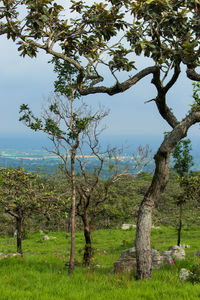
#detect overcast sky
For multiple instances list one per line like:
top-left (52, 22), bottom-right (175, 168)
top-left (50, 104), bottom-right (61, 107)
top-left (0, 32), bottom-right (199, 149)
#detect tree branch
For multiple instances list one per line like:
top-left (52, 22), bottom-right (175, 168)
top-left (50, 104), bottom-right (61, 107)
top-left (78, 66), bottom-right (159, 96)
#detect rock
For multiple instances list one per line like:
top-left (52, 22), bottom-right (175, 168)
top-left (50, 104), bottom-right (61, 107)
top-left (194, 250), bottom-right (200, 257)
top-left (179, 268), bottom-right (191, 282)
top-left (151, 225), bottom-right (160, 229)
top-left (0, 252), bottom-right (21, 259)
top-left (121, 224), bottom-right (160, 230)
top-left (180, 244), bottom-right (190, 249)
top-left (43, 235), bottom-right (56, 240)
top-left (121, 224), bottom-right (136, 230)
top-left (168, 245), bottom-right (185, 260)
top-left (113, 245), bottom-right (185, 273)
top-left (114, 247), bottom-right (137, 273)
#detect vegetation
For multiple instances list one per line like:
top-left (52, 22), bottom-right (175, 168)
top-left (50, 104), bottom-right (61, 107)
top-left (1, 0), bottom-right (200, 279)
top-left (172, 138), bottom-right (194, 246)
top-left (1, 227), bottom-right (200, 300)
top-left (0, 168), bottom-right (44, 255)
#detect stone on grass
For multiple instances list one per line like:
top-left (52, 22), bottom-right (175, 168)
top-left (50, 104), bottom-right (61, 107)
top-left (194, 250), bottom-right (200, 257)
top-left (0, 252), bottom-right (21, 260)
top-left (121, 224), bottom-right (160, 230)
top-left (43, 235), bottom-right (56, 240)
top-left (180, 244), bottom-right (190, 249)
top-left (168, 245), bottom-right (185, 260)
top-left (121, 224), bottom-right (136, 230)
top-left (113, 245), bottom-right (185, 273)
top-left (179, 268), bottom-right (191, 282)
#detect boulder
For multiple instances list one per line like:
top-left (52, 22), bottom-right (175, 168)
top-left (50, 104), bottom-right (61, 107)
top-left (121, 224), bottom-right (160, 230)
top-left (113, 245), bottom-right (185, 273)
top-left (179, 268), bottom-right (191, 282)
top-left (168, 245), bottom-right (185, 260)
top-left (194, 250), bottom-right (200, 257)
top-left (180, 244), bottom-right (190, 249)
top-left (0, 252), bottom-right (21, 259)
top-left (43, 235), bottom-right (56, 240)
top-left (114, 248), bottom-right (136, 273)
top-left (121, 224), bottom-right (136, 230)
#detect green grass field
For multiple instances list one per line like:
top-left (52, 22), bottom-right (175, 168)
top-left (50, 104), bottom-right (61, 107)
top-left (0, 226), bottom-right (200, 300)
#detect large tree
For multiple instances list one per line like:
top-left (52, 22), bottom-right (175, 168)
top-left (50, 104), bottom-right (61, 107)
top-left (1, 0), bottom-right (200, 279)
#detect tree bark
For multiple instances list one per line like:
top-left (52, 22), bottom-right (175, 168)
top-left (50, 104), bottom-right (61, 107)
top-left (135, 112), bottom-right (200, 280)
top-left (16, 217), bottom-right (23, 255)
top-left (82, 214), bottom-right (92, 266)
top-left (69, 151), bottom-right (76, 275)
top-left (136, 149), bottom-right (171, 279)
top-left (177, 203), bottom-right (183, 246)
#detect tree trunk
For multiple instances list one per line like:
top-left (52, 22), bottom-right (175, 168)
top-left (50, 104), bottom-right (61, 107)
top-left (177, 203), bottom-right (183, 246)
top-left (135, 113), bottom-right (200, 280)
top-left (82, 215), bottom-right (92, 266)
top-left (66, 212), bottom-right (71, 233)
top-left (69, 151), bottom-right (76, 275)
top-left (136, 149), bottom-right (171, 279)
top-left (16, 217), bottom-right (23, 255)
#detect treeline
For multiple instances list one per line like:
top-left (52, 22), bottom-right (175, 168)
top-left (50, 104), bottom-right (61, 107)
top-left (1, 169), bottom-right (200, 237)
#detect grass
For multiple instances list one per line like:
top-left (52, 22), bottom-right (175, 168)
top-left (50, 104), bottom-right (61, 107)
top-left (0, 226), bottom-right (200, 299)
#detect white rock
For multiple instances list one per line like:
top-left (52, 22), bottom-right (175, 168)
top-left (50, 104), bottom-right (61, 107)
top-left (43, 235), bottom-right (56, 240)
top-left (121, 224), bottom-right (136, 230)
top-left (179, 268), bottom-right (191, 282)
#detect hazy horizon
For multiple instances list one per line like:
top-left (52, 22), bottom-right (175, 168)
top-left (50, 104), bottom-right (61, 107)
top-left (0, 133), bottom-right (199, 155)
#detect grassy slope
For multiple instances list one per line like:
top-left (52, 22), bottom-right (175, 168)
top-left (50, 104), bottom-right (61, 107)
top-left (0, 227), bottom-right (200, 300)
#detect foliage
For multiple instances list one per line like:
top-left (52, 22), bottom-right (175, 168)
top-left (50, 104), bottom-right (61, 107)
top-left (172, 138), bottom-right (194, 178)
top-left (188, 262), bottom-right (200, 284)
top-left (0, 167), bottom-right (41, 219)
top-left (190, 82), bottom-right (200, 112)
top-left (1, 0), bottom-right (200, 89)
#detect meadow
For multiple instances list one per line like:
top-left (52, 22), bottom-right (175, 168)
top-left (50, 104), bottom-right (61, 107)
top-left (0, 226), bottom-right (200, 300)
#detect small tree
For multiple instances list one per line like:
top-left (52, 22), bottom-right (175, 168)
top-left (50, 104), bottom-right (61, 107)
top-left (19, 92), bottom-right (109, 273)
top-left (0, 168), bottom-right (42, 255)
top-left (75, 145), bottom-right (151, 265)
top-left (172, 138), bottom-right (194, 246)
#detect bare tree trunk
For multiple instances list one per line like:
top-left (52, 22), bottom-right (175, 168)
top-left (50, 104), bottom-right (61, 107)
top-left (69, 151), bottom-right (76, 275)
top-left (16, 217), bottom-right (23, 255)
top-left (135, 113), bottom-right (200, 279)
top-left (177, 203), bottom-right (183, 246)
top-left (82, 214), bottom-right (92, 265)
top-left (136, 150), bottom-right (170, 279)
top-left (66, 212), bottom-right (71, 233)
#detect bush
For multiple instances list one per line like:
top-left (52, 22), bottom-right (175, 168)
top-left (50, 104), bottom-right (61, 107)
top-left (188, 263), bottom-right (200, 284)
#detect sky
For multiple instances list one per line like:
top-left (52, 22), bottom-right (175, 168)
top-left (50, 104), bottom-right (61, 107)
top-left (0, 25), bottom-right (200, 151)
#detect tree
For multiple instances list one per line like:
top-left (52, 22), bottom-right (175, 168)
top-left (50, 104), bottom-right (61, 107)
top-left (48, 55), bottom-right (152, 266)
top-left (20, 94), bottom-right (151, 266)
top-left (0, 168), bottom-right (43, 255)
top-left (172, 138), bottom-right (194, 246)
top-left (1, 0), bottom-right (200, 279)
top-left (19, 92), bottom-right (109, 273)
